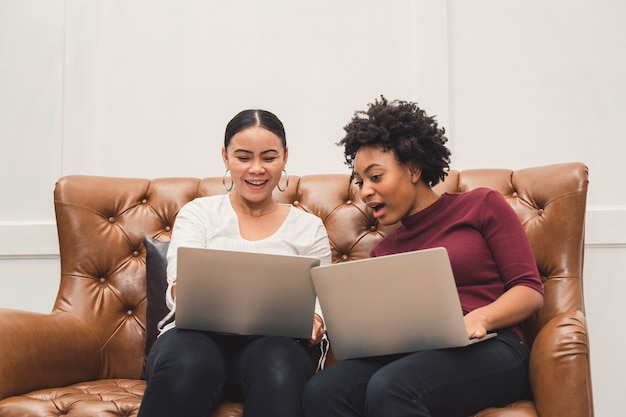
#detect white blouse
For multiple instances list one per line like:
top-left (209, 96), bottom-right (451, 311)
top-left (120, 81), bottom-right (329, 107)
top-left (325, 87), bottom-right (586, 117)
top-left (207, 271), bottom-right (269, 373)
top-left (159, 193), bottom-right (332, 334)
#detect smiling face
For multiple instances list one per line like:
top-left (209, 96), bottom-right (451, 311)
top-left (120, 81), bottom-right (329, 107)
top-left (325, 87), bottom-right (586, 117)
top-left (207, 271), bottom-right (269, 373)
top-left (222, 126), bottom-right (288, 207)
top-left (352, 146), bottom-right (422, 226)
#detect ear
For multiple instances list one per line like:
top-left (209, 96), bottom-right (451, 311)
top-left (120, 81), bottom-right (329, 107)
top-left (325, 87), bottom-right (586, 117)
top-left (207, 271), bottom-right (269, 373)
top-left (283, 146), bottom-right (289, 166)
top-left (221, 147), bottom-right (229, 169)
top-left (409, 165), bottom-right (422, 184)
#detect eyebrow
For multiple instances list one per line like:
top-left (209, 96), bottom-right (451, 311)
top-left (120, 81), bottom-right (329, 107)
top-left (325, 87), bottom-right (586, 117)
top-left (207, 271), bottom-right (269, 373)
top-left (232, 148), bottom-right (281, 155)
top-left (354, 163), bottom-right (383, 177)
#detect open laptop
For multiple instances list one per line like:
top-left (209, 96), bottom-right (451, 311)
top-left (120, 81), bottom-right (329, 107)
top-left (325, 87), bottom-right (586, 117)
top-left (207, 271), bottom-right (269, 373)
top-left (175, 247), bottom-right (320, 339)
top-left (311, 247), bottom-right (496, 359)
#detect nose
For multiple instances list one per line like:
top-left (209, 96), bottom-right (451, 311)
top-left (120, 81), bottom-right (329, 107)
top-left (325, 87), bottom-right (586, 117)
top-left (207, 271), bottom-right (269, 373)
top-left (249, 158), bottom-right (265, 173)
top-left (359, 181), bottom-right (373, 202)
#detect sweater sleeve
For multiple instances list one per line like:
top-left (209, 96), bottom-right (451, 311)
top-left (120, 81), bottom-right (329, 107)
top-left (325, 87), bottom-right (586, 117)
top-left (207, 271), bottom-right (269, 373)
top-left (480, 190), bottom-right (543, 295)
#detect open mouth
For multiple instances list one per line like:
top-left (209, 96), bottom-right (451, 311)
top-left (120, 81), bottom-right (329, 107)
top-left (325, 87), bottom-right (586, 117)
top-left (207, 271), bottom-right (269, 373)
top-left (369, 203), bottom-right (385, 215)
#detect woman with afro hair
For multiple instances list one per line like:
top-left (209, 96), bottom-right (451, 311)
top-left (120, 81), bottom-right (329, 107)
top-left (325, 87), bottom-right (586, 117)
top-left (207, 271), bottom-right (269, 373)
top-left (303, 97), bottom-right (544, 417)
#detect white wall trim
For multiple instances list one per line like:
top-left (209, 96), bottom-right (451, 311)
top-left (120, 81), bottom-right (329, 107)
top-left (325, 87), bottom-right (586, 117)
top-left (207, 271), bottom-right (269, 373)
top-left (0, 221), bottom-right (59, 260)
top-left (0, 206), bottom-right (623, 259)
top-left (585, 206), bottom-right (626, 248)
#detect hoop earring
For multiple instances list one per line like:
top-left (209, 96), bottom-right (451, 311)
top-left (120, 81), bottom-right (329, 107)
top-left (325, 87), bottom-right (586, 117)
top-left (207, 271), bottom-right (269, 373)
top-left (222, 169), bottom-right (233, 192)
top-left (277, 169), bottom-right (289, 192)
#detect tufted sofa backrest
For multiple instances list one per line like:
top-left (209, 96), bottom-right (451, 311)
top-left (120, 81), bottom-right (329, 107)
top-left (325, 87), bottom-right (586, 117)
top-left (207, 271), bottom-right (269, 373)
top-left (432, 163), bottom-right (588, 343)
top-left (52, 162), bottom-right (588, 380)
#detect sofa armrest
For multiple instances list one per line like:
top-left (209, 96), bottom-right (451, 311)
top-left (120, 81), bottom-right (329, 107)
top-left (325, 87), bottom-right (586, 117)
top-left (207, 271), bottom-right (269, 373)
top-left (529, 310), bottom-right (594, 417)
top-left (0, 309), bottom-right (101, 400)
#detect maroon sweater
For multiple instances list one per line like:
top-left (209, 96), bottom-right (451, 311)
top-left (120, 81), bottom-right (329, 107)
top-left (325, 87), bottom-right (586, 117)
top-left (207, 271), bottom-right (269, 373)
top-left (371, 188), bottom-right (543, 340)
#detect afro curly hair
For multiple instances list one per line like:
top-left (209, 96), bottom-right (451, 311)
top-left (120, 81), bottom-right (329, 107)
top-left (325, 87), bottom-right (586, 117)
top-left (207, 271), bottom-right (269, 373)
top-left (338, 96), bottom-right (451, 187)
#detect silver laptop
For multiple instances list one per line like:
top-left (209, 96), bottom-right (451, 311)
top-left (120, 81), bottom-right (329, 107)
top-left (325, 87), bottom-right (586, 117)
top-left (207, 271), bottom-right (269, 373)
top-left (311, 247), bottom-right (496, 359)
top-left (176, 247), bottom-right (321, 339)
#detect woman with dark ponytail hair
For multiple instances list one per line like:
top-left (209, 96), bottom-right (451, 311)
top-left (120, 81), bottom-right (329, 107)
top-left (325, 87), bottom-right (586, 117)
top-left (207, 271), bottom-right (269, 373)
top-left (139, 109), bottom-right (331, 417)
top-left (224, 109), bottom-right (287, 150)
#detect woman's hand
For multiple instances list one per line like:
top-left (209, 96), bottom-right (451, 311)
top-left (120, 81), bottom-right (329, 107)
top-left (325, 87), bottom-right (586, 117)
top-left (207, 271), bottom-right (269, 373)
top-left (464, 311), bottom-right (489, 339)
top-left (463, 285), bottom-right (543, 339)
top-left (309, 314), bottom-right (325, 346)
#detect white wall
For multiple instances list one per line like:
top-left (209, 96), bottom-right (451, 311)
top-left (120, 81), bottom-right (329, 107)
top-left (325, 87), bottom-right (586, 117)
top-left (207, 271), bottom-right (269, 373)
top-left (1, 1), bottom-right (624, 415)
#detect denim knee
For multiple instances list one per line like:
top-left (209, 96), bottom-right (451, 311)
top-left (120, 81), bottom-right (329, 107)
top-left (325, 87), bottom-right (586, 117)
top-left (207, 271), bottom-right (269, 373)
top-left (365, 368), bottom-right (397, 406)
top-left (147, 329), bottom-right (227, 388)
top-left (238, 336), bottom-right (313, 380)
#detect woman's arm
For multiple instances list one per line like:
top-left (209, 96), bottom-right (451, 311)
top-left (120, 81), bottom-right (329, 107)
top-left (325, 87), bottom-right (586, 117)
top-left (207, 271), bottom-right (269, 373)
top-left (464, 285), bottom-right (544, 338)
top-left (165, 199), bottom-right (210, 308)
top-left (464, 190), bottom-right (544, 338)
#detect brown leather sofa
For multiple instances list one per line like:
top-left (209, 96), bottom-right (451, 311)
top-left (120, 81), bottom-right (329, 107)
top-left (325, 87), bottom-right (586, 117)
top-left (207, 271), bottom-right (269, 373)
top-left (0, 162), bottom-right (593, 417)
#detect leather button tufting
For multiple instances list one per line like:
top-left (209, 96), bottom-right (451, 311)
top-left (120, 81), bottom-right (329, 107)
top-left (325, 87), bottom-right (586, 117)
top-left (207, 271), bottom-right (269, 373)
top-left (346, 200), bottom-right (352, 205)
top-left (132, 251), bottom-right (139, 257)
top-left (99, 277), bottom-right (106, 284)
top-left (370, 225), bottom-right (377, 232)
top-left (165, 226), bottom-right (171, 232)
top-left (108, 217), bottom-right (115, 223)
top-left (293, 200), bottom-right (300, 206)
top-left (126, 310), bottom-right (133, 316)
top-left (341, 254), bottom-right (348, 261)
top-left (141, 198), bottom-right (148, 204)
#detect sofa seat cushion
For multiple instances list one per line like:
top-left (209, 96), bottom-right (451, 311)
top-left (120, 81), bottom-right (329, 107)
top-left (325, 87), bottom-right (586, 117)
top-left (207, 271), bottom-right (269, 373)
top-left (0, 378), bottom-right (246, 417)
top-left (0, 379), bottom-right (145, 417)
top-left (0, 376), bottom-right (535, 417)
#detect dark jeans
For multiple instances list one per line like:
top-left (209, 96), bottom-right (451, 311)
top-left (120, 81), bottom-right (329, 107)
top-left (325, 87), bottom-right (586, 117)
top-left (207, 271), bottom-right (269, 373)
top-left (303, 330), bottom-right (531, 417)
top-left (138, 328), bottom-right (315, 417)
